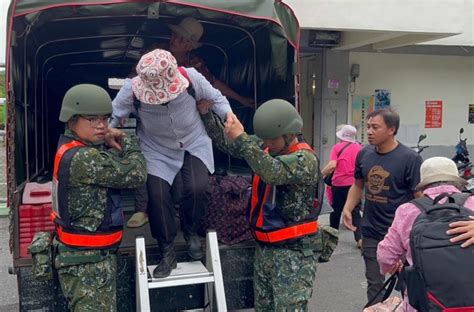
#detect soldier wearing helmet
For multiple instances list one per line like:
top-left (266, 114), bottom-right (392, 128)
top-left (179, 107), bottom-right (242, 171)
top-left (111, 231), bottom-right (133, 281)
top-left (198, 99), bottom-right (327, 311)
top-left (52, 84), bottom-right (147, 311)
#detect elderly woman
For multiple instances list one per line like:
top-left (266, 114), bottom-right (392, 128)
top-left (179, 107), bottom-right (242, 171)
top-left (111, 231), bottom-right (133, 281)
top-left (377, 157), bottom-right (474, 311)
top-left (110, 49), bottom-right (232, 278)
top-left (321, 124), bottom-right (363, 248)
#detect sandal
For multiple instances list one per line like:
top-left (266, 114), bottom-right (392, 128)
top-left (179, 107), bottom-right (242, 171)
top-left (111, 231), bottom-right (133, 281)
top-left (126, 212), bottom-right (149, 228)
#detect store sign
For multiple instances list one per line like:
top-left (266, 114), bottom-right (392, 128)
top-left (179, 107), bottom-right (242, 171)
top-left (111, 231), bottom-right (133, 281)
top-left (425, 100), bottom-right (443, 128)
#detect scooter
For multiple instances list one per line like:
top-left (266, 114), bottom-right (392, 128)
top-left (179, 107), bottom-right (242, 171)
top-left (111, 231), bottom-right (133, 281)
top-left (412, 134), bottom-right (429, 154)
top-left (452, 128), bottom-right (472, 179)
top-left (451, 128), bottom-right (473, 193)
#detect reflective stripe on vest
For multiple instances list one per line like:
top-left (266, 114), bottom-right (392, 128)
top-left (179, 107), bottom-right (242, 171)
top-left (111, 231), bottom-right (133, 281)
top-left (249, 142), bottom-right (318, 244)
top-left (254, 221), bottom-right (319, 243)
top-left (50, 211), bottom-right (123, 248)
top-left (52, 138), bottom-right (123, 249)
top-left (53, 140), bottom-right (84, 179)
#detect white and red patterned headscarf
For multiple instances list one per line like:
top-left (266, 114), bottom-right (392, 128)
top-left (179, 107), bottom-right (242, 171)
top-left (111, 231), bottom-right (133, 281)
top-left (132, 49), bottom-right (189, 105)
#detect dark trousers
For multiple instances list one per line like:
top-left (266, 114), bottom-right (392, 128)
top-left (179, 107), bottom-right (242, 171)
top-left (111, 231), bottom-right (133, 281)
top-left (329, 185), bottom-right (362, 241)
top-left (146, 153), bottom-right (209, 246)
top-left (362, 236), bottom-right (385, 304)
top-left (134, 173), bottom-right (182, 213)
top-left (135, 183), bottom-right (148, 213)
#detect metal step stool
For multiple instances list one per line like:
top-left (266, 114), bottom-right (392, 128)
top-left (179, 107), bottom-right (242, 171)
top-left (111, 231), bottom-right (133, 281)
top-left (135, 231), bottom-right (227, 311)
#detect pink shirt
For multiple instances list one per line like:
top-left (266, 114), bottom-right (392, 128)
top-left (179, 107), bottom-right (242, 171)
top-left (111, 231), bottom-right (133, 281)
top-left (330, 141), bottom-right (362, 187)
top-left (377, 185), bottom-right (474, 312)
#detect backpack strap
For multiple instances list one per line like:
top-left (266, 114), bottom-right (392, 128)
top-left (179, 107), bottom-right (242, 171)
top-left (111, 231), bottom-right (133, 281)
top-left (411, 195), bottom-right (437, 215)
top-left (412, 192), bottom-right (471, 215)
top-left (178, 67), bottom-right (196, 99)
top-left (450, 192), bottom-right (472, 206)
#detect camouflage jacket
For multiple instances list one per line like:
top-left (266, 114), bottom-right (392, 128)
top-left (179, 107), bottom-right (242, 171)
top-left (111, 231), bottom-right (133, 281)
top-left (201, 112), bottom-right (319, 223)
top-left (54, 130), bottom-right (147, 267)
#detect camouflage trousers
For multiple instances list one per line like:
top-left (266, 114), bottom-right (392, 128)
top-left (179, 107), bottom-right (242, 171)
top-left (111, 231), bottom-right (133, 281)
top-left (254, 241), bottom-right (318, 312)
top-left (57, 254), bottom-right (117, 312)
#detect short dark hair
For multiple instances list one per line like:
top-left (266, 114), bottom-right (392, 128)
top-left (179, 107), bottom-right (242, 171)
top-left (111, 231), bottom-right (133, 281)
top-left (367, 108), bottom-right (400, 135)
top-left (67, 115), bottom-right (80, 129)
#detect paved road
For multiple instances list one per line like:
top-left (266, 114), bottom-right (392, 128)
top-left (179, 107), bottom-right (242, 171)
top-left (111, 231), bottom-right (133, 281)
top-left (310, 217), bottom-right (367, 312)
top-left (0, 218), bottom-right (19, 312)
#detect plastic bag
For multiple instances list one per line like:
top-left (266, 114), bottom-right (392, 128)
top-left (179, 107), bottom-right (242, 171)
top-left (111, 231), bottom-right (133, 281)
top-left (363, 296), bottom-right (403, 312)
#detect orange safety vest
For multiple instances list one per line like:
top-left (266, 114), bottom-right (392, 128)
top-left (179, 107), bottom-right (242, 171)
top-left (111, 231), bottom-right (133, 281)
top-left (51, 135), bottom-right (123, 249)
top-left (248, 142), bottom-right (319, 244)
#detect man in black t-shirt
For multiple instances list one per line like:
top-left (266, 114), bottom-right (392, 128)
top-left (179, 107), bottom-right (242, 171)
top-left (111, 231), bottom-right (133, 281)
top-left (342, 108), bottom-right (422, 304)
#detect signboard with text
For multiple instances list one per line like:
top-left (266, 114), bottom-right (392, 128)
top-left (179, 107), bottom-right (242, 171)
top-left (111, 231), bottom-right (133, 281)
top-left (425, 100), bottom-right (443, 128)
top-left (469, 104), bottom-right (474, 124)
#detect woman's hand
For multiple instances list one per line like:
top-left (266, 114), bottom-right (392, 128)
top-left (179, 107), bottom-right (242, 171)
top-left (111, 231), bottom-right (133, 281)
top-left (388, 259), bottom-right (404, 275)
top-left (224, 112), bottom-right (245, 141)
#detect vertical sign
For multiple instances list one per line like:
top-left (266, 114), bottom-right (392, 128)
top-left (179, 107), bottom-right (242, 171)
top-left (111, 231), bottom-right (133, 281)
top-left (425, 100), bottom-right (443, 128)
top-left (352, 95), bottom-right (373, 143)
top-left (469, 104), bottom-right (474, 124)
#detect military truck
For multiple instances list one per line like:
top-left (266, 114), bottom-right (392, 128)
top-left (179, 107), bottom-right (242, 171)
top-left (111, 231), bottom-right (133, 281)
top-left (5, 0), bottom-right (303, 310)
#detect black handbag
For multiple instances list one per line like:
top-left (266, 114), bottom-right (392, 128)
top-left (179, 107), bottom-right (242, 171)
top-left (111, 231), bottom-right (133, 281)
top-left (323, 172), bottom-right (335, 186)
top-left (323, 142), bottom-right (352, 187)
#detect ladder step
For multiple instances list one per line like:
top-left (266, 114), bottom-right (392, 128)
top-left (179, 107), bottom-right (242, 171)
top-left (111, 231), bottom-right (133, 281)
top-left (147, 261), bottom-right (215, 289)
top-left (136, 232), bottom-right (227, 311)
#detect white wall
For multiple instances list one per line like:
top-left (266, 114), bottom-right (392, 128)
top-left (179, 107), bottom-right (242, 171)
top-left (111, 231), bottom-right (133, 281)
top-left (422, 0), bottom-right (474, 46)
top-left (348, 52), bottom-right (474, 147)
top-left (285, 0), bottom-right (463, 34)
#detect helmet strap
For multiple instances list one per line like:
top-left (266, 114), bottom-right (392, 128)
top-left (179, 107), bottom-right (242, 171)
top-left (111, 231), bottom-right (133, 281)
top-left (282, 134), bottom-right (297, 153)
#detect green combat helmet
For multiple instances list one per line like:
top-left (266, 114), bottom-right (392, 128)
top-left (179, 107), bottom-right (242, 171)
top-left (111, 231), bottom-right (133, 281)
top-left (59, 84), bottom-right (112, 122)
top-left (253, 99), bottom-right (303, 139)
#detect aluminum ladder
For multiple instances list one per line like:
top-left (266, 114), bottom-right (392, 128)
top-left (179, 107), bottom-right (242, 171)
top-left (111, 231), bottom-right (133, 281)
top-left (135, 230), bottom-right (227, 311)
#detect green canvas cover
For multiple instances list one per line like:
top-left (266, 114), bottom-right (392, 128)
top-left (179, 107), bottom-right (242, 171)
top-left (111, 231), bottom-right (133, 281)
top-left (7, 0), bottom-right (299, 47)
top-left (5, 0), bottom-right (301, 256)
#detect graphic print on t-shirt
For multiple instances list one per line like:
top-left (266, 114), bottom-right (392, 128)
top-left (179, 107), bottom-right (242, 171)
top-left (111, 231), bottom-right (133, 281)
top-left (366, 165), bottom-right (390, 203)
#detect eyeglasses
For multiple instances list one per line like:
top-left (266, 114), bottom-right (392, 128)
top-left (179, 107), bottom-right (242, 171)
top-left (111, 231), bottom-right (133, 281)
top-left (80, 115), bottom-right (110, 128)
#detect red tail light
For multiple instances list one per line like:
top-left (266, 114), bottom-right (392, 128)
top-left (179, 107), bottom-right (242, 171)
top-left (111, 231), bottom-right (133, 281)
top-left (464, 166), bottom-right (471, 178)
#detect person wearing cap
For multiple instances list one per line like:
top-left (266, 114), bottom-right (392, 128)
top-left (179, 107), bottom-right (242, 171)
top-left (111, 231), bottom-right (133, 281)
top-left (377, 157), bottom-right (474, 312)
top-left (124, 16), bottom-right (254, 229)
top-left (167, 17), bottom-right (254, 108)
top-left (110, 49), bottom-right (232, 278)
top-left (321, 124), bottom-right (363, 248)
top-left (197, 99), bottom-right (324, 311)
top-left (52, 84), bottom-right (147, 311)
top-left (342, 108), bottom-right (423, 304)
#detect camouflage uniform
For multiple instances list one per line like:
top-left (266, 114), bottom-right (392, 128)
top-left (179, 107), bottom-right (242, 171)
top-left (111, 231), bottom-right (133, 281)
top-left (54, 129), bottom-right (146, 312)
top-left (202, 112), bottom-right (321, 311)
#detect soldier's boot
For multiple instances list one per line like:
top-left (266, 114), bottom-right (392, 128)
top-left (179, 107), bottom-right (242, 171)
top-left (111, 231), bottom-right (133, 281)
top-left (185, 235), bottom-right (204, 260)
top-left (153, 244), bottom-right (177, 278)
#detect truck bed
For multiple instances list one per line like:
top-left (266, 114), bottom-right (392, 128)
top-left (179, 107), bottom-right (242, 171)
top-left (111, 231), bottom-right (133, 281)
top-left (16, 211), bottom-right (256, 311)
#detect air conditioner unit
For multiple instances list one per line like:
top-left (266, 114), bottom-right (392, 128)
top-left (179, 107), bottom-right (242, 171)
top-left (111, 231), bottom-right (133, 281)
top-left (308, 31), bottom-right (341, 47)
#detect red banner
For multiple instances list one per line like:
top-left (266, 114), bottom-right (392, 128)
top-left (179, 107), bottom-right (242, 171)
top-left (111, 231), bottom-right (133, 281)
top-left (425, 100), bottom-right (443, 128)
